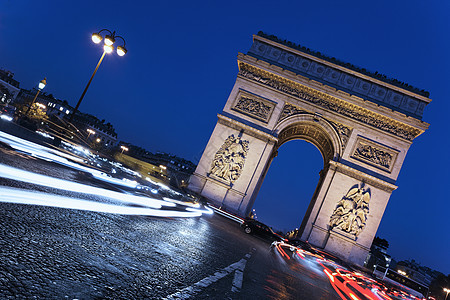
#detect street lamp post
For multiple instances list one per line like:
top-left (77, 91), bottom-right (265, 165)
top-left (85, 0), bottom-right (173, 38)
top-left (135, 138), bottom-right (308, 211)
top-left (120, 145), bottom-right (128, 154)
top-left (68, 29), bottom-right (127, 125)
top-left (444, 288), bottom-right (450, 300)
top-left (25, 78), bottom-right (46, 116)
top-left (87, 128), bottom-right (95, 139)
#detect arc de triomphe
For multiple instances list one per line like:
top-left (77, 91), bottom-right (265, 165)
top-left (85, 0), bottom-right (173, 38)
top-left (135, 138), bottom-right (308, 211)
top-left (188, 33), bottom-right (430, 265)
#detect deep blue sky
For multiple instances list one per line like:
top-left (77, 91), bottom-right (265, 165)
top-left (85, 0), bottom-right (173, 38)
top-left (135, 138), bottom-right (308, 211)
top-left (1, 1), bottom-right (449, 274)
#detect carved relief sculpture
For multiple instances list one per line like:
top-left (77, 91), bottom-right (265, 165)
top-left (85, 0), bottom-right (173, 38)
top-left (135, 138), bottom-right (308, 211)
top-left (209, 135), bottom-right (249, 185)
top-left (329, 186), bottom-right (370, 237)
top-left (329, 121), bottom-right (352, 150)
top-left (232, 91), bottom-right (275, 123)
top-left (353, 143), bottom-right (392, 169)
top-left (351, 137), bottom-right (398, 172)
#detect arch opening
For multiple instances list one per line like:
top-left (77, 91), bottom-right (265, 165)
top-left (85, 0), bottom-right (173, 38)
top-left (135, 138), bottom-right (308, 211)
top-left (276, 121), bottom-right (336, 167)
top-left (250, 120), bottom-right (338, 236)
top-left (252, 139), bottom-right (324, 234)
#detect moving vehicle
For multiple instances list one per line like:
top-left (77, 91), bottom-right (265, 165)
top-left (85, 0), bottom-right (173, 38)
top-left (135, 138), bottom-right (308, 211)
top-left (241, 218), bottom-right (286, 242)
top-left (287, 239), bottom-right (317, 254)
top-left (0, 105), bottom-right (15, 121)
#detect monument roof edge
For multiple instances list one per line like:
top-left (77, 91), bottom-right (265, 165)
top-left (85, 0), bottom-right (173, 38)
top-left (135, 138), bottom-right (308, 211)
top-left (251, 34), bottom-right (431, 104)
top-left (237, 54), bottom-right (429, 133)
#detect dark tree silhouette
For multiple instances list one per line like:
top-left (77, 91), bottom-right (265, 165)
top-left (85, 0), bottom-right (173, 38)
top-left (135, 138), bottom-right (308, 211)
top-left (372, 236), bottom-right (389, 250)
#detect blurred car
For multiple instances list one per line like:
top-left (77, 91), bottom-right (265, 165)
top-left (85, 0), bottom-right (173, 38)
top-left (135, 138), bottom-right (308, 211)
top-left (241, 219), bottom-right (286, 242)
top-left (0, 105), bottom-right (15, 121)
top-left (287, 239), bottom-right (317, 254)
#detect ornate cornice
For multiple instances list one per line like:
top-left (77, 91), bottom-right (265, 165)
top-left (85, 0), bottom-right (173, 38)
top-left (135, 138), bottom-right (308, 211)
top-left (238, 62), bottom-right (423, 141)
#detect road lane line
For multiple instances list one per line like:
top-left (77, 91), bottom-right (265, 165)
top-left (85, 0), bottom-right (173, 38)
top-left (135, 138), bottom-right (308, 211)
top-left (163, 252), bottom-right (252, 299)
top-left (231, 250), bottom-right (253, 293)
top-left (231, 269), bottom-right (244, 292)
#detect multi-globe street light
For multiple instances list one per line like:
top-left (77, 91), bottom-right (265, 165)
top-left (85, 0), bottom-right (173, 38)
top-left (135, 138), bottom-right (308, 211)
top-left (68, 29), bottom-right (127, 125)
top-left (25, 78), bottom-right (46, 116)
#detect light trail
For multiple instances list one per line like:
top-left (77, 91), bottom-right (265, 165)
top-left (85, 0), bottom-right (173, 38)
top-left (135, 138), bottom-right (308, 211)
top-left (0, 131), bottom-right (138, 189)
top-left (0, 131), bottom-right (212, 217)
top-left (0, 164), bottom-right (170, 209)
top-left (0, 186), bottom-right (202, 217)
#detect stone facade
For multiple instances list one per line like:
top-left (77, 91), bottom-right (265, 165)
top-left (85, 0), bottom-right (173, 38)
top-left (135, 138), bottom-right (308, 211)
top-left (189, 35), bottom-right (429, 266)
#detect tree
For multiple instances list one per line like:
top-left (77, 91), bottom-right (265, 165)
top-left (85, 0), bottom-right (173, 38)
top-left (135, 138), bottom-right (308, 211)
top-left (372, 236), bottom-right (389, 250)
top-left (429, 273), bottom-right (450, 300)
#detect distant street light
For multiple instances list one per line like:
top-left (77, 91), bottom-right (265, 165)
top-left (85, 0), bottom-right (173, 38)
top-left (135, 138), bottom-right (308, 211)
top-left (25, 78), bottom-right (46, 116)
top-left (120, 145), bottom-right (128, 154)
top-left (87, 128), bottom-right (95, 139)
top-left (68, 29), bottom-right (127, 125)
top-left (444, 288), bottom-right (450, 300)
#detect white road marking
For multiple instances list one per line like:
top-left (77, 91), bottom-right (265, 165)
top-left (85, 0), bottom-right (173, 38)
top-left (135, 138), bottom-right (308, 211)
top-left (163, 252), bottom-right (252, 299)
top-left (231, 252), bottom-right (252, 293)
top-left (231, 269), bottom-right (244, 293)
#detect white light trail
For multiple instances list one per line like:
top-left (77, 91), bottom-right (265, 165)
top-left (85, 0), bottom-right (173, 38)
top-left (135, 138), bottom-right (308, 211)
top-left (0, 131), bottom-right (138, 189)
top-left (0, 186), bottom-right (202, 217)
top-left (0, 163), bottom-right (171, 209)
top-left (0, 131), bottom-right (213, 217)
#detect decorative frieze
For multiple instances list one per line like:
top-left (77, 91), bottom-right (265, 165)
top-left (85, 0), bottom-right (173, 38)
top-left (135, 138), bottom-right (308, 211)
top-left (238, 63), bottom-right (421, 141)
top-left (330, 185), bottom-right (370, 237)
top-left (351, 137), bottom-right (399, 172)
top-left (209, 134), bottom-right (249, 186)
top-left (279, 103), bottom-right (308, 120)
top-left (232, 90), bottom-right (275, 123)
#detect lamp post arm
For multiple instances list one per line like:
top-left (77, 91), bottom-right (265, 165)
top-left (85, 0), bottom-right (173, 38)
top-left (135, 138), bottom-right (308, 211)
top-left (68, 51), bottom-right (107, 124)
top-left (25, 89), bottom-right (42, 116)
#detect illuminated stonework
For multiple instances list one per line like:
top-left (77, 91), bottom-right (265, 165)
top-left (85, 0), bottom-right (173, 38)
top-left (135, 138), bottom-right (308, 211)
top-left (238, 63), bottom-right (421, 141)
top-left (329, 186), bottom-right (370, 237)
top-left (232, 90), bottom-right (275, 123)
top-left (209, 134), bottom-right (249, 185)
top-left (351, 137), bottom-right (398, 172)
top-left (279, 103), bottom-right (352, 151)
top-left (189, 34), bottom-right (429, 266)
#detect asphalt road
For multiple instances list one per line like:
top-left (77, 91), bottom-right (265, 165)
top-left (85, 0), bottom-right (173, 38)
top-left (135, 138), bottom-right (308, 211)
top-left (0, 131), bottom-right (341, 299)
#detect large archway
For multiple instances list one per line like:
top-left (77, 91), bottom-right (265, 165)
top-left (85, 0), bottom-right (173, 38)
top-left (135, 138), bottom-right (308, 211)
top-left (188, 34), bottom-right (429, 265)
top-left (251, 116), bottom-right (341, 236)
top-left (253, 139), bottom-right (323, 234)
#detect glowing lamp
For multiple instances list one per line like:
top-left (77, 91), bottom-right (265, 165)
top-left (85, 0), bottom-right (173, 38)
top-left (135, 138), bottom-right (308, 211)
top-left (103, 44), bottom-right (113, 53)
top-left (104, 35), bottom-right (115, 46)
top-left (117, 45), bottom-right (127, 56)
top-left (38, 78), bottom-right (47, 90)
top-left (91, 33), bottom-right (102, 44)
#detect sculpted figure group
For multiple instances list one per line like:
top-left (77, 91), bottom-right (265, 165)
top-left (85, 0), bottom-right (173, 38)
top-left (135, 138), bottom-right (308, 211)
top-left (329, 186), bottom-right (370, 237)
top-left (210, 135), bottom-right (249, 185)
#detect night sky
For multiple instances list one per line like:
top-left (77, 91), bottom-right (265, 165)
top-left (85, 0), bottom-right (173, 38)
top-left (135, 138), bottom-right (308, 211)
top-left (1, 1), bottom-right (449, 274)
